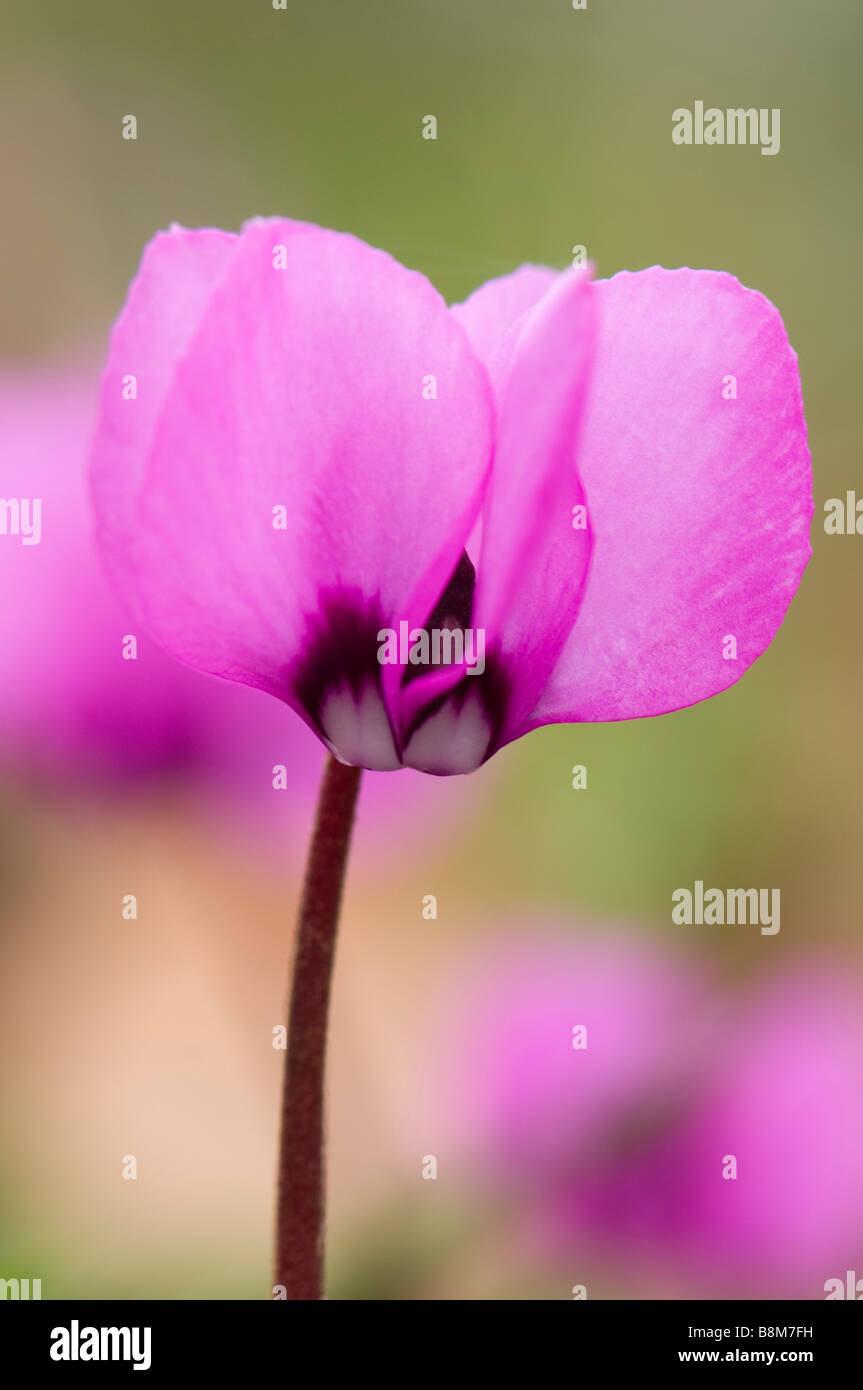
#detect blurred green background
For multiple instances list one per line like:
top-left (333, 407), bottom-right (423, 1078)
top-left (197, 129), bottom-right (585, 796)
top-left (1, 0), bottom-right (861, 1299)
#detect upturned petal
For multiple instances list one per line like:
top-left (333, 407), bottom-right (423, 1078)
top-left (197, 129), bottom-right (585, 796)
top-left (531, 267), bottom-right (813, 725)
top-left (463, 268), bottom-right (597, 744)
top-left (451, 262), bottom-right (558, 400)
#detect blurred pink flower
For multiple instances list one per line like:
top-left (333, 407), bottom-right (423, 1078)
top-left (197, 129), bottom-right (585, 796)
top-left (0, 362), bottom-right (484, 853)
top-left (444, 936), bottom-right (863, 1296)
top-left (441, 929), bottom-right (713, 1188)
top-left (89, 219), bottom-right (812, 776)
top-left (0, 364), bottom-right (213, 781)
top-left (579, 964), bottom-right (863, 1295)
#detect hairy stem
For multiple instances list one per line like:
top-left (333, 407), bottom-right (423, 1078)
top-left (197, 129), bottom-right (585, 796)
top-left (274, 754), bottom-right (362, 1299)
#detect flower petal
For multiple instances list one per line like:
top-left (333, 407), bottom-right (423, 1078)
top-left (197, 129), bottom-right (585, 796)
top-left (532, 268), bottom-right (813, 725)
top-left (467, 268), bottom-right (597, 742)
top-left (451, 262), bottom-right (558, 398)
top-left (91, 224), bottom-right (240, 593)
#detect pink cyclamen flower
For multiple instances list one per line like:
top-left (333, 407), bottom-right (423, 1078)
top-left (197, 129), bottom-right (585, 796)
top-left (90, 219), bottom-right (812, 774)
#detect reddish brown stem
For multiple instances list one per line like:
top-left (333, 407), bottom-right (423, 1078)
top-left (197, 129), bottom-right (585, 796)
top-left (274, 754), bottom-right (362, 1299)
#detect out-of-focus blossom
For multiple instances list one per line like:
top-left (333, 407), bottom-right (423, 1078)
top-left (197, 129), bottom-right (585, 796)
top-left (441, 928), bottom-right (714, 1190)
top-left (448, 935), bottom-right (863, 1296)
top-left (0, 365), bottom-right (213, 781)
top-left (90, 219), bottom-right (811, 776)
top-left (579, 964), bottom-right (863, 1296)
